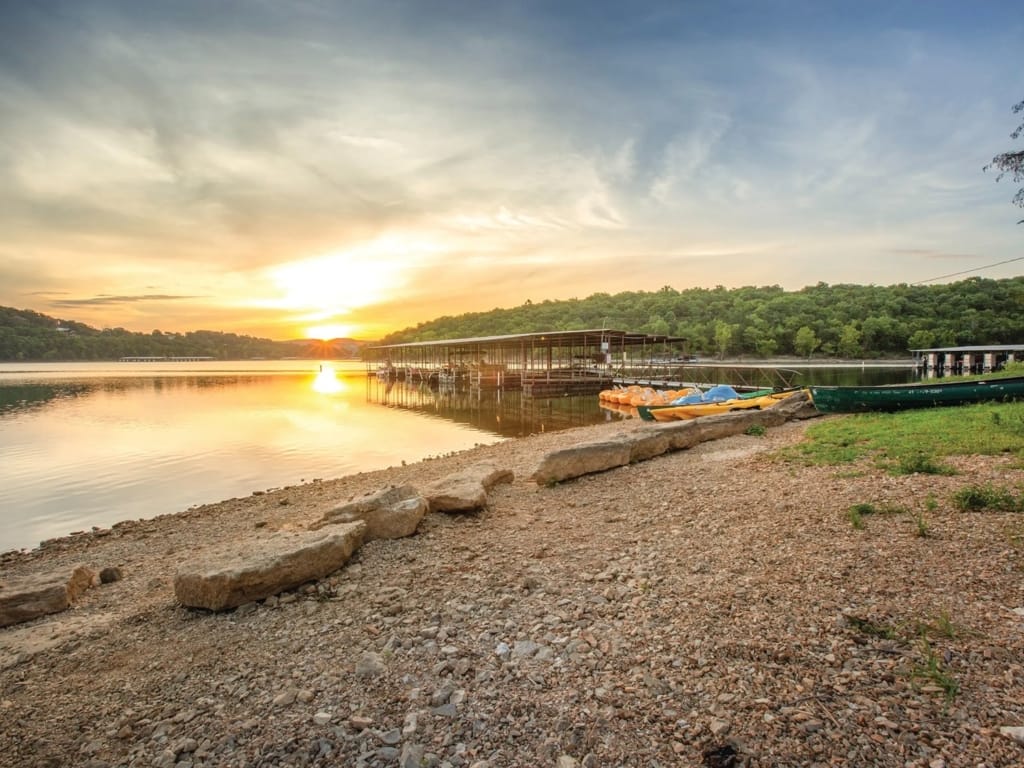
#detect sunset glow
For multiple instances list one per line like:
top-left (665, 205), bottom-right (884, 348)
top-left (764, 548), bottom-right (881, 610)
top-left (0, 2), bottom-right (1020, 340)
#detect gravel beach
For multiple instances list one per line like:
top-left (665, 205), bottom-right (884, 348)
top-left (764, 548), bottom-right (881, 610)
top-left (1, 416), bottom-right (1023, 767)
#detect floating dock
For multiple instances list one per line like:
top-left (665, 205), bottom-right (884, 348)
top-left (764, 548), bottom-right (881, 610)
top-left (367, 329), bottom-right (687, 396)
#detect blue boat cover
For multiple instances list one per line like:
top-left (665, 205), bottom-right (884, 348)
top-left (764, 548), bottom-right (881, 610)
top-left (670, 384), bottom-right (740, 405)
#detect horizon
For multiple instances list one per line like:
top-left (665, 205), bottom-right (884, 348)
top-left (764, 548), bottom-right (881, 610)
top-left (1, 1), bottom-right (1021, 340)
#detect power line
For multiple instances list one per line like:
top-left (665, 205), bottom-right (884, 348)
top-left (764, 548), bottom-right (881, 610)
top-left (911, 255), bottom-right (1024, 285)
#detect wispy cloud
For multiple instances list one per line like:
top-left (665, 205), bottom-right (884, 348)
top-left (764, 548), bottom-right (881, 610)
top-left (0, 1), bottom-right (1021, 337)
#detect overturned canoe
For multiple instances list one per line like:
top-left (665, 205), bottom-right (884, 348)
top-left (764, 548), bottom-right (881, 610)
top-left (808, 375), bottom-right (1024, 414)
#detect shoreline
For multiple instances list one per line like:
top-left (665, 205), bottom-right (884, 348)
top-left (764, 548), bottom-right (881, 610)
top-left (2, 417), bottom-right (1023, 766)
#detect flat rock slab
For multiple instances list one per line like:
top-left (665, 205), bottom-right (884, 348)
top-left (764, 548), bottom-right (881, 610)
top-left (317, 484), bottom-right (427, 541)
top-left (0, 564), bottom-right (95, 628)
top-left (174, 522), bottom-right (365, 611)
top-left (424, 462), bottom-right (515, 512)
top-left (531, 440), bottom-right (633, 485)
top-left (532, 394), bottom-right (812, 485)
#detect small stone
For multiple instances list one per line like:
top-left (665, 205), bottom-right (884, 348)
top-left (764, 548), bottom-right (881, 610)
top-left (350, 715), bottom-right (374, 729)
top-left (356, 651), bottom-right (386, 678)
top-left (709, 718), bottom-right (731, 737)
top-left (272, 688), bottom-right (298, 707)
top-left (379, 728), bottom-right (402, 746)
top-left (999, 725), bottom-right (1024, 744)
top-left (557, 757), bottom-right (579, 768)
top-left (99, 566), bottom-right (123, 584)
top-left (313, 712), bottom-right (332, 726)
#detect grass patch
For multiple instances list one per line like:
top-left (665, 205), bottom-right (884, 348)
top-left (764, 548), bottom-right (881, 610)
top-left (778, 400), bottom-right (1024, 470)
top-left (846, 615), bottom-right (899, 640)
top-left (846, 501), bottom-right (907, 529)
top-left (910, 636), bottom-right (959, 702)
top-left (951, 482), bottom-right (1023, 512)
top-left (744, 424), bottom-right (767, 437)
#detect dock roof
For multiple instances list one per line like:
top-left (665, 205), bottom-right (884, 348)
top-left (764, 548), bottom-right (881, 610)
top-left (368, 329), bottom-right (685, 351)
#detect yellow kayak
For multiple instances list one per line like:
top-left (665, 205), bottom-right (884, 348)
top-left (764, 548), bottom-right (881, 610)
top-left (649, 390), bottom-right (798, 422)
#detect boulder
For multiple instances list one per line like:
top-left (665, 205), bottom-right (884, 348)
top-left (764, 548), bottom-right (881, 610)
top-left (0, 564), bottom-right (95, 628)
top-left (174, 522), bottom-right (365, 611)
top-left (424, 462), bottom-right (515, 512)
top-left (531, 439), bottom-right (633, 485)
top-left (316, 484), bottom-right (427, 540)
top-left (775, 389), bottom-right (820, 420)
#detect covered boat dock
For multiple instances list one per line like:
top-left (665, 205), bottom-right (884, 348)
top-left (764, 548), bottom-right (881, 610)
top-left (912, 345), bottom-right (1024, 377)
top-left (366, 329), bottom-right (686, 396)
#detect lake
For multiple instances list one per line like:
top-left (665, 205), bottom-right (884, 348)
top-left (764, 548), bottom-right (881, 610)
top-left (0, 359), bottom-right (916, 552)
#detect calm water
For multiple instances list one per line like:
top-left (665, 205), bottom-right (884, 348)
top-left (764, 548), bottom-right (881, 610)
top-left (0, 360), bottom-right (915, 552)
top-left (0, 360), bottom-right (615, 552)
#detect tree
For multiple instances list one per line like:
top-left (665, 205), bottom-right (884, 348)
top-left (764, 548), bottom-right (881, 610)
top-left (985, 98), bottom-right (1024, 223)
top-left (794, 326), bottom-right (820, 359)
top-left (713, 320), bottom-right (735, 360)
top-left (836, 322), bottom-right (863, 358)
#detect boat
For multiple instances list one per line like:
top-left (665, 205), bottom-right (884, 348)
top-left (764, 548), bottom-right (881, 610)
top-left (637, 388), bottom-right (800, 422)
top-left (808, 375), bottom-right (1024, 414)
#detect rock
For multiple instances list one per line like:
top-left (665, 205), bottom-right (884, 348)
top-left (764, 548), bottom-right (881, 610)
top-left (557, 756), bottom-right (580, 768)
top-left (775, 389), bottom-right (820, 419)
top-left (313, 711), bottom-right (332, 726)
top-left (423, 462), bottom-right (515, 512)
top-left (0, 564), bottom-right (95, 628)
top-left (531, 440), bottom-right (633, 485)
top-left (649, 419), bottom-right (703, 450)
top-left (98, 566), bottom-right (123, 584)
top-left (999, 725), bottom-right (1024, 744)
top-left (622, 430), bottom-right (670, 462)
top-left (355, 651), bottom-right (386, 679)
top-left (316, 485), bottom-right (427, 540)
top-left (173, 522), bottom-right (365, 611)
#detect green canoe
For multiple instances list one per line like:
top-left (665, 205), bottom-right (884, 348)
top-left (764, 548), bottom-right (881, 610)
top-left (808, 375), bottom-right (1024, 414)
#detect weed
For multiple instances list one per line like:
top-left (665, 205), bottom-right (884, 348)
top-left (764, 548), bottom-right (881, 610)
top-left (847, 501), bottom-right (906, 529)
top-left (744, 424), bottom-right (767, 437)
top-left (912, 509), bottom-right (930, 538)
top-left (891, 452), bottom-right (955, 476)
top-left (910, 636), bottom-right (959, 702)
top-left (846, 615), bottom-right (898, 640)
top-left (952, 483), bottom-right (1022, 512)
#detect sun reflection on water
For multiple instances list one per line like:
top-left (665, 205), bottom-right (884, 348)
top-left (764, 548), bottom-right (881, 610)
top-left (311, 364), bottom-right (346, 394)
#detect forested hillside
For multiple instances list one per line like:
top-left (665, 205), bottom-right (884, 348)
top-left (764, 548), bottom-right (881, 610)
top-left (0, 307), bottom-right (362, 361)
top-left (380, 277), bottom-right (1024, 358)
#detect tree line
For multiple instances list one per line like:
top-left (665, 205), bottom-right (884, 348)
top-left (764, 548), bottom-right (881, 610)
top-left (379, 277), bottom-right (1024, 359)
top-left (0, 307), bottom-right (362, 361)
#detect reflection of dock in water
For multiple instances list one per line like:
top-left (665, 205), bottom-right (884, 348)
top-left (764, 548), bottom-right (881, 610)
top-left (365, 377), bottom-right (612, 437)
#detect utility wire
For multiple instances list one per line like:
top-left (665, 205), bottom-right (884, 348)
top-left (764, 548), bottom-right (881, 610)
top-left (911, 255), bottom-right (1024, 285)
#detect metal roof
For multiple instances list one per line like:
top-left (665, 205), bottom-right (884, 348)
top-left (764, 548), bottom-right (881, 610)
top-left (911, 345), bottom-right (1024, 353)
top-left (368, 329), bottom-right (685, 351)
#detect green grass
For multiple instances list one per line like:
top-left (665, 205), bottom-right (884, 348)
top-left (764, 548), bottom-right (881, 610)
top-left (847, 501), bottom-right (908, 529)
top-left (778, 400), bottom-right (1024, 471)
top-left (910, 636), bottom-right (960, 702)
top-left (744, 424), bottom-right (767, 437)
top-left (951, 482), bottom-right (1023, 512)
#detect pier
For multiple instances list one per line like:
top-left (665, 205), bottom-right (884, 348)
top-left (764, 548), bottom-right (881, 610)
top-left (367, 329), bottom-right (687, 396)
top-left (119, 356), bottom-right (216, 362)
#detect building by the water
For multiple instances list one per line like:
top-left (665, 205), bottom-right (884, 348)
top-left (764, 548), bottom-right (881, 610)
top-left (912, 345), bottom-right (1024, 376)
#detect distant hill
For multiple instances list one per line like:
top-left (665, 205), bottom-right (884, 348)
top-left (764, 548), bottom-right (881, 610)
top-left (0, 306), bottom-right (370, 361)
top-left (378, 277), bottom-right (1024, 359)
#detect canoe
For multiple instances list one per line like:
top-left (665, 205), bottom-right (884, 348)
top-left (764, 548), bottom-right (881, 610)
top-left (641, 390), bottom-right (799, 422)
top-left (808, 375), bottom-right (1024, 414)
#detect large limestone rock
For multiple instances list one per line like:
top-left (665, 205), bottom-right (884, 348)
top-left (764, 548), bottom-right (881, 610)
top-left (424, 462), bottom-right (515, 512)
top-left (531, 439), bottom-right (633, 485)
top-left (174, 522), bottom-right (365, 611)
top-left (622, 431), bottom-right (671, 463)
top-left (316, 484), bottom-right (427, 540)
top-left (775, 389), bottom-right (819, 420)
top-left (0, 564), bottom-right (95, 628)
top-left (532, 392), bottom-right (813, 485)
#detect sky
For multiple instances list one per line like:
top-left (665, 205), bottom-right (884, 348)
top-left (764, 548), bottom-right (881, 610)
top-left (0, 0), bottom-right (1021, 340)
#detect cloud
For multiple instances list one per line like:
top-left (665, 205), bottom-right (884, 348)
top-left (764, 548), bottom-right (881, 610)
top-left (49, 294), bottom-right (202, 307)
